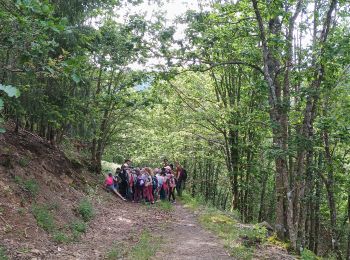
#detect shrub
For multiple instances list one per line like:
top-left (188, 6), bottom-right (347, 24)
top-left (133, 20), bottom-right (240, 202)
top-left (32, 205), bottom-right (55, 232)
top-left (77, 199), bottom-right (94, 222)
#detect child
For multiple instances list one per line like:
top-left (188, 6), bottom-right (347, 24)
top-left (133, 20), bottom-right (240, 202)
top-left (168, 173), bottom-right (176, 203)
top-left (104, 173), bottom-right (126, 201)
top-left (134, 169), bottom-right (144, 202)
top-left (144, 167), bottom-right (155, 204)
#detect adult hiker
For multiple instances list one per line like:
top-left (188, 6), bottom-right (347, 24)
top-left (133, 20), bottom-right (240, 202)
top-left (104, 172), bottom-right (126, 201)
top-left (175, 162), bottom-right (187, 196)
top-left (119, 159), bottom-right (131, 198)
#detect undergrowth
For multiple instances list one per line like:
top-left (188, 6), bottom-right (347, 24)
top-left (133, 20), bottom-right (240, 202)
top-left (14, 176), bottom-right (39, 197)
top-left (77, 199), bottom-right (94, 222)
top-left (105, 241), bottom-right (128, 260)
top-left (32, 204), bottom-right (55, 232)
top-left (156, 200), bottom-right (173, 212)
top-left (32, 200), bottom-right (91, 244)
top-left (104, 230), bottom-right (160, 260)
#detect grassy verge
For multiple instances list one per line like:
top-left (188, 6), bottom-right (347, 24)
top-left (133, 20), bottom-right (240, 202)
top-left (179, 192), bottom-right (267, 260)
top-left (128, 230), bottom-right (160, 260)
top-left (104, 230), bottom-right (160, 260)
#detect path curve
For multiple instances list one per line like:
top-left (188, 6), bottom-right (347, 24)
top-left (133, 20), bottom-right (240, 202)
top-left (155, 204), bottom-right (233, 260)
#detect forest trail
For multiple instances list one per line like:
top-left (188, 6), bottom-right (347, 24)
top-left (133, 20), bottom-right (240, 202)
top-left (154, 204), bottom-right (233, 260)
top-left (43, 200), bottom-right (233, 260)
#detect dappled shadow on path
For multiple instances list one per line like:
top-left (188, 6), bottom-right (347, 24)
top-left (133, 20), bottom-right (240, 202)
top-left (154, 204), bottom-right (233, 260)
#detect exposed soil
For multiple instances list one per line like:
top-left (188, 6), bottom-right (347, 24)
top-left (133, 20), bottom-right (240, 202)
top-left (154, 204), bottom-right (233, 260)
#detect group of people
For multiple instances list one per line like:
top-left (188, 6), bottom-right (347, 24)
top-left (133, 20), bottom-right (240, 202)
top-left (104, 159), bottom-right (188, 204)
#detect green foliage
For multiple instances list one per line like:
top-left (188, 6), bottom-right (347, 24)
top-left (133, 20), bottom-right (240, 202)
top-left (32, 205), bottom-right (55, 232)
top-left (0, 245), bottom-right (8, 260)
top-left (77, 199), bottom-right (94, 222)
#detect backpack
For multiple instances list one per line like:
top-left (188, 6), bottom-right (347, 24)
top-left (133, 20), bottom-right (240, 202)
top-left (136, 177), bottom-right (145, 188)
top-left (152, 176), bottom-right (158, 190)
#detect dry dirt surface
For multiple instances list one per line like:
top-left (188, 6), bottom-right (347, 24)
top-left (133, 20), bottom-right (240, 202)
top-left (154, 204), bottom-right (233, 260)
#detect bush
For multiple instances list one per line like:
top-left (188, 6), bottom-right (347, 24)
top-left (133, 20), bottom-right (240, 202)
top-left (32, 205), bottom-right (55, 232)
top-left (77, 199), bottom-right (94, 222)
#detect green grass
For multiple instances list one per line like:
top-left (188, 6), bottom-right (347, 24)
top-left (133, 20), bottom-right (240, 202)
top-left (128, 230), bottom-right (160, 260)
top-left (105, 241), bottom-right (128, 260)
top-left (156, 200), bottom-right (173, 212)
top-left (23, 179), bottom-right (39, 197)
top-left (70, 220), bottom-right (87, 240)
top-left (14, 176), bottom-right (39, 197)
top-left (105, 248), bottom-right (119, 260)
top-left (32, 204), bottom-right (55, 232)
top-left (77, 199), bottom-right (94, 222)
top-left (53, 232), bottom-right (70, 244)
top-left (0, 246), bottom-right (8, 260)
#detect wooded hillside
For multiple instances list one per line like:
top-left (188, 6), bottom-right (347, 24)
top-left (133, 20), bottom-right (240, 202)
top-left (1, 0), bottom-right (350, 258)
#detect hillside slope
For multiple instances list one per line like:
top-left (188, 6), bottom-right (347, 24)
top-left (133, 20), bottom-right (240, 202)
top-left (0, 124), bottom-right (99, 259)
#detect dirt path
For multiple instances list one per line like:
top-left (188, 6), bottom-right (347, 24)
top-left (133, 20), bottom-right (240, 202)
top-left (23, 198), bottom-right (232, 260)
top-left (154, 204), bottom-right (233, 260)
